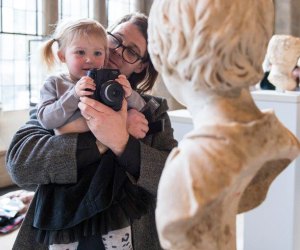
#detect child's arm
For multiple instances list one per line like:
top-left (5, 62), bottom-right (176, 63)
top-left (37, 75), bottom-right (95, 129)
top-left (115, 74), bottom-right (146, 111)
top-left (126, 91), bottom-right (146, 111)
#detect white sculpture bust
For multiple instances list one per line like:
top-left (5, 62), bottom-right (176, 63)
top-left (266, 34), bottom-right (300, 91)
top-left (148, 0), bottom-right (300, 249)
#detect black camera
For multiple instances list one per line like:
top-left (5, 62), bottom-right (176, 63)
top-left (87, 68), bottom-right (124, 111)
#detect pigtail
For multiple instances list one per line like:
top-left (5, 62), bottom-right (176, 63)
top-left (39, 38), bottom-right (59, 72)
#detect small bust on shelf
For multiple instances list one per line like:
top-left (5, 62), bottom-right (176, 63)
top-left (266, 34), bottom-right (300, 91)
top-left (148, 0), bottom-right (300, 250)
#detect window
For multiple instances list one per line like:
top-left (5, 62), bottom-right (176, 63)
top-left (107, 0), bottom-right (131, 25)
top-left (0, 0), bottom-right (43, 111)
top-left (59, 0), bottom-right (90, 19)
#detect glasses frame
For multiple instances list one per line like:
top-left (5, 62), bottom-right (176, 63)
top-left (107, 32), bottom-right (145, 64)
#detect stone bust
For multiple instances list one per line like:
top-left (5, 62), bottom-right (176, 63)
top-left (266, 34), bottom-right (300, 91)
top-left (148, 0), bottom-right (300, 249)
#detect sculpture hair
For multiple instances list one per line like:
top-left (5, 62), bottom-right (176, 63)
top-left (148, 0), bottom-right (274, 92)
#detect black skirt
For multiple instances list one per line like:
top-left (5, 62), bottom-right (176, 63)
top-left (33, 150), bottom-right (154, 245)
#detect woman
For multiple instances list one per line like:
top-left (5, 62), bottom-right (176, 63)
top-left (6, 13), bottom-right (177, 250)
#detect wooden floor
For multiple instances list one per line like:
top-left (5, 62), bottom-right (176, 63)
top-left (0, 228), bottom-right (19, 249)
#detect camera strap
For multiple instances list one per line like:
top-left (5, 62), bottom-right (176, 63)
top-left (141, 98), bottom-right (165, 135)
top-left (147, 119), bottom-right (165, 135)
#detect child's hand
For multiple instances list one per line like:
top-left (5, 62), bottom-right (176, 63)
top-left (115, 74), bottom-right (132, 98)
top-left (75, 76), bottom-right (96, 97)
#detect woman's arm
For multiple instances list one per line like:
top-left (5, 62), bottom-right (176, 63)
top-left (139, 110), bottom-right (177, 195)
top-left (120, 97), bottom-right (177, 195)
top-left (6, 108), bottom-right (100, 189)
top-left (79, 95), bottom-right (178, 195)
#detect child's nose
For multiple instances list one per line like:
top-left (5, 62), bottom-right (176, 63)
top-left (85, 56), bottom-right (92, 62)
top-left (85, 54), bottom-right (96, 63)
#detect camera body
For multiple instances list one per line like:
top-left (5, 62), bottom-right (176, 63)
top-left (87, 68), bottom-right (124, 111)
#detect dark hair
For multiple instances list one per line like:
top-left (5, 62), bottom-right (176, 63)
top-left (108, 13), bottom-right (158, 94)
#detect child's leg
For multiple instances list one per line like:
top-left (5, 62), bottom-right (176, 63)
top-left (55, 117), bottom-right (89, 135)
top-left (101, 226), bottom-right (133, 250)
top-left (49, 242), bottom-right (79, 250)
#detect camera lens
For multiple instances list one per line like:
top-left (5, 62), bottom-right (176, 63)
top-left (100, 80), bottom-right (124, 110)
top-left (104, 83), bottom-right (123, 102)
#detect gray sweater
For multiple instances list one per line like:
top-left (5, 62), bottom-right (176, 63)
top-left (6, 95), bottom-right (177, 250)
top-left (37, 73), bottom-right (146, 129)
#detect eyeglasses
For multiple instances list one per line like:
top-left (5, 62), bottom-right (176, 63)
top-left (107, 32), bottom-right (145, 64)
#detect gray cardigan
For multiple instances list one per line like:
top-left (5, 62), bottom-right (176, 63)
top-left (37, 73), bottom-right (146, 129)
top-left (6, 95), bottom-right (177, 250)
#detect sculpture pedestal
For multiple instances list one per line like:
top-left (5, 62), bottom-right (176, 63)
top-left (244, 90), bottom-right (300, 250)
top-left (168, 90), bottom-right (300, 250)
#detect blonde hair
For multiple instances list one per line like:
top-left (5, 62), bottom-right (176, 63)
top-left (148, 0), bottom-right (274, 92)
top-left (40, 18), bottom-right (108, 71)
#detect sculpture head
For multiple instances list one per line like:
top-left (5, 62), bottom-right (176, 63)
top-left (148, 0), bottom-right (274, 105)
top-left (266, 35), bottom-right (300, 91)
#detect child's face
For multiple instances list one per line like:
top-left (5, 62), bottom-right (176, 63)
top-left (58, 35), bottom-right (106, 82)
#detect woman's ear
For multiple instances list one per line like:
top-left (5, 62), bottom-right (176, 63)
top-left (57, 51), bottom-right (65, 62)
top-left (134, 61), bottom-right (148, 74)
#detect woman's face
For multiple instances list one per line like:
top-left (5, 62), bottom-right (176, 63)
top-left (107, 21), bottom-right (147, 77)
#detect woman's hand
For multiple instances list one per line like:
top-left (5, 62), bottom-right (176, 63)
top-left (127, 109), bottom-right (149, 139)
top-left (78, 97), bottom-right (129, 156)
